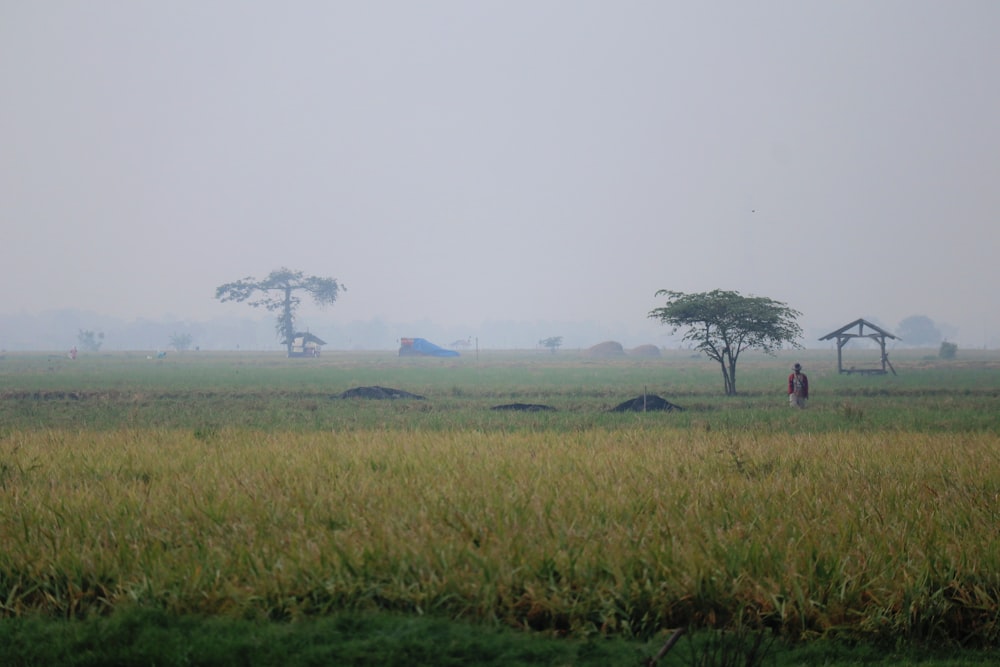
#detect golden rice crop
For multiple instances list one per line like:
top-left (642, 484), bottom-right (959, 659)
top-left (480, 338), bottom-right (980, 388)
top-left (2, 427), bottom-right (998, 642)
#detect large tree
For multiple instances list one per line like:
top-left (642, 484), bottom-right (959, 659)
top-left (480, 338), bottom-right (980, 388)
top-left (649, 289), bottom-right (802, 395)
top-left (215, 268), bottom-right (345, 355)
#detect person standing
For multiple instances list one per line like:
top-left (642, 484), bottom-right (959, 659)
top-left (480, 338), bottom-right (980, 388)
top-left (788, 362), bottom-right (808, 408)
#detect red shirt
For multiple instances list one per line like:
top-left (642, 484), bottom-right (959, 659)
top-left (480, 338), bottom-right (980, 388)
top-left (788, 372), bottom-right (808, 398)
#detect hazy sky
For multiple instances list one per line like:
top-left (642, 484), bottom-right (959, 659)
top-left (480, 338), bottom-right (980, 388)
top-left (3, 2), bottom-right (999, 347)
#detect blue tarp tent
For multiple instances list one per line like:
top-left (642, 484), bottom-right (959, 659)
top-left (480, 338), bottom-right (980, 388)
top-left (399, 337), bottom-right (459, 357)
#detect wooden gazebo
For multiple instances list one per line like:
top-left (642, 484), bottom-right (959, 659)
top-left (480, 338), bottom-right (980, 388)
top-left (283, 332), bottom-right (327, 358)
top-left (819, 318), bottom-right (899, 375)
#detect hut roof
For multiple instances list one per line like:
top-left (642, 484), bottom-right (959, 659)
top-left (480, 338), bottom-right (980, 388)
top-left (819, 318), bottom-right (897, 341)
top-left (282, 332), bottom-right (327, 345)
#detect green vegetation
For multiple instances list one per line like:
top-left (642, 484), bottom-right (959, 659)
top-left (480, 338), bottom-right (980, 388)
top-left (1, 349), bottom-right (999, 665)
top-left (648, 289), bottom-right (803, 395)
top-left (539, 336), bottom-right (563, 353)
top-left (76, 329), bottom-right (104, 352)
top-left (168, 331), bottom-right (194, 351)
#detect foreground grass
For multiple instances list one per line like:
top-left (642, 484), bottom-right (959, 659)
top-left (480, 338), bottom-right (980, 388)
top-left (3, 427), bottom-right (999, 647)
top-left (0, 608), bottom-right (650, 667)
top-left (2, 608), bottom-right (998, 667)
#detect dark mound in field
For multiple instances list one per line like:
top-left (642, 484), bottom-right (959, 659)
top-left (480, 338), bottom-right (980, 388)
top-left (339, 386), bottom-right (426, 400)
top-left (585, 341), bottom-right (626, 358)
top-left (629, 344), bottom-right (662, 357)
top-left (610, 395), bottom-right (684, 412)
top-left (491, 403), bottom-right (556, 412)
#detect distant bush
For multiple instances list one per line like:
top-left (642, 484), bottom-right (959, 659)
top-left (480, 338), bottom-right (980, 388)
top-left (539, 336), bottom-right (563, 353)
top-left (170, 332), bottom-right (194, 351)
top-left (939, 341), bottom-right (957, 359)
top-left (77, 328), bottom-right (104, 352)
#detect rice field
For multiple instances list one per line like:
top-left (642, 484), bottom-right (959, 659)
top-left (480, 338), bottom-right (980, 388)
top-left (1, 348), bottom-right (999, 649)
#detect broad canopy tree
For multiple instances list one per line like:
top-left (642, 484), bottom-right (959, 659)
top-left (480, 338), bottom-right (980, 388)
top-left (649, 289), bottom-right (803, 395)
top-left (539, 336), bottom-right (563, 353)
top-left (215, 268), bottom-right (344, 356)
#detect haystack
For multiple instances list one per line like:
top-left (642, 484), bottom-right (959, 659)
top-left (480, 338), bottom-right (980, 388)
top-left (338, 386), bottom-right (426, 400)
top-left (491, 403), bottom-right (556, 412)
top-left (585, 341), bottom-right (625, 358)
top-left (611, 395), bottom-right (683, 412)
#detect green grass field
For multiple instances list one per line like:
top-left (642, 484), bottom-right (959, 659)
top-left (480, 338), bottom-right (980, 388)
top-left (1, 348), bottom-right (999, 665)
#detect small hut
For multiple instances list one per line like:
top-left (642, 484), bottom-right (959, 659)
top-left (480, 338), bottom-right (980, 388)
top-left (819, 318), bottom-right (898, 375)
top-left (284, 332), bottom-right (326, 357)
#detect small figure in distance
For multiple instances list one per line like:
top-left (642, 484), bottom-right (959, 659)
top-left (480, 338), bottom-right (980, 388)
top-left (788, 362), bottom-right (808, 408)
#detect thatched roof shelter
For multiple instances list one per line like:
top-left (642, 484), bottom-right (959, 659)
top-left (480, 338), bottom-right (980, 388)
top-left (282, 332), bottom-right (327, 357)
top-left (819, 318), bottom-right (898, 375)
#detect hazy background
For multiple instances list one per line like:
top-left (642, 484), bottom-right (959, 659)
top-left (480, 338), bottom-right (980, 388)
top-left (3, 1), bottom-right (998, 351)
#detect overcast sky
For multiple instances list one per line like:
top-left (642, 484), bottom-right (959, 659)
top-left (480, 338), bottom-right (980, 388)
top-left (3, 1), bottom-right (998, 348)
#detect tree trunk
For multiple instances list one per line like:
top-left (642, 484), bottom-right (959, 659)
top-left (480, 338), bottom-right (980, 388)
top-left (718, 360), bottom-right (734, 395)
top-left (719, 353), bottom-right (738, 395)
top-left (282, 288), bottom-right (294, 356)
